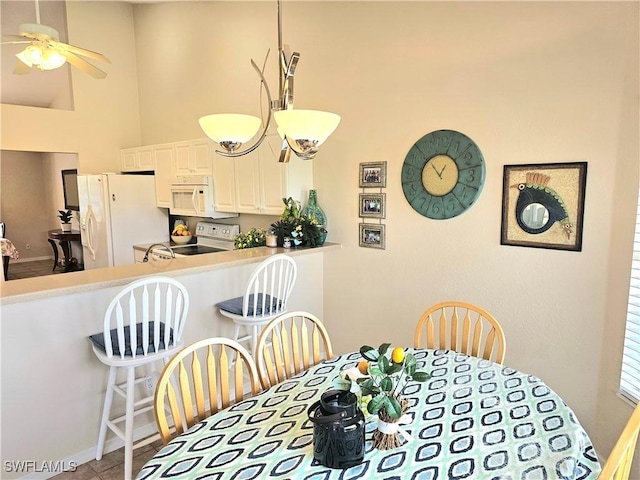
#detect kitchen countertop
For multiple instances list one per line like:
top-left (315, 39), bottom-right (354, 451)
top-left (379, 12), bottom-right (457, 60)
top-left (133, 240), bottom-right (197, 250)
top-left (0, 243), bottom-right (340, 305)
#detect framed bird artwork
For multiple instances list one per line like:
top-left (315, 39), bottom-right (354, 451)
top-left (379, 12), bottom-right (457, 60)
top-left (501, 162), bottom-right (587, 251)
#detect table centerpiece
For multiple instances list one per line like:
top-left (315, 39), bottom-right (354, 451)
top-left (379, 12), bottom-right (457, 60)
top-left (337, 343), bottom-right (431, 450)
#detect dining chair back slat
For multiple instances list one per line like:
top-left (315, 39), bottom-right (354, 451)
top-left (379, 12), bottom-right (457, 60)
top-left (471, 316), bottom-right (483, 358)
top-left (414, 301), bottom-right (506, 364)
top-left (598, 402), bottom-right (640, 479)
top-left (178, 362), bottom-right (194, 427)
top-left (191, 351), bottom-right (205, 419)
top-left (256, 311), bottom-right (334, 390)
top-left (154, 337), bottom-right (260, 444)
top-left (206, 348), bottom-right (218, 416)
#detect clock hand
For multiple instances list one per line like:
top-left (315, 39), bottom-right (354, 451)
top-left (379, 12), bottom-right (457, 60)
top-left (437, 164), bottom-right (447, 178)
top-left (431, 163), bottom-right (443, 179)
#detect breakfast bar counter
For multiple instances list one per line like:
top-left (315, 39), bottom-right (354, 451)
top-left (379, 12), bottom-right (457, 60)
top-left (0, 243), bottom-right (340, 305)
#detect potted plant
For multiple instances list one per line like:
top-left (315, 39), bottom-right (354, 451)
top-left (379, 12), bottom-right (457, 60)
top-left (270, 197), bottom-right (323, 247)
top-left (233, 228), bottom-right (266, 249)
top-left (58, 210), bottom-right (73, 232)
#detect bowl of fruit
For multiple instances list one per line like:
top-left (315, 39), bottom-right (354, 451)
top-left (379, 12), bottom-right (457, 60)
top-left (171, 224), bottom-right (193, 245)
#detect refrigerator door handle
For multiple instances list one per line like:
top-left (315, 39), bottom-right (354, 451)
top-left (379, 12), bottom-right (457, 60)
top-left (86, 207), bottom-right (97, 261)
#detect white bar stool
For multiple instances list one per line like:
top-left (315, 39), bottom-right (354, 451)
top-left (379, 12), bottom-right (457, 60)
top-left (216, 254), bottom-right (297, 355)
top-left (88, 276), bottom-right (189, 480)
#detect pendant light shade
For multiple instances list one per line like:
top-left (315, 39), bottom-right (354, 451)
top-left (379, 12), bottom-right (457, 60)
top-left (274, 110), bottom-right (341, 147)
top-left (199, 114), bottom-right (262, 152)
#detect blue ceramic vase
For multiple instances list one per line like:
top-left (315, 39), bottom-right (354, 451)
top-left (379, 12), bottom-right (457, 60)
top-left (302, 190), bottom-right (327, 246)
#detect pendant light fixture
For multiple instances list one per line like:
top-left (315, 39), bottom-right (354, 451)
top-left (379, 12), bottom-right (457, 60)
top-left (198, 0), bottom-right (340, 162)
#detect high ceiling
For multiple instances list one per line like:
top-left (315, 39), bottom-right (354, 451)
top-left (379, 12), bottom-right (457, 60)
top-left (1, 0), bottom-right (72, 109)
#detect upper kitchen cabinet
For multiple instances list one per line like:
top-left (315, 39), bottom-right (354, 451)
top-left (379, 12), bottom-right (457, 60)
top-left (121, 146), bottom-right (154, 172)
top-left (230, 147), bottom-right (313, 215)
top-left (153, 144), bottom-right (175, 208)
top-left (174, 139), bottom-right (213, 176)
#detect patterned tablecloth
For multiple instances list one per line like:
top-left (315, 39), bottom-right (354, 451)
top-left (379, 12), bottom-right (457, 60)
top-left (136, 350), bottom-right (601, 480)
top-left (1, 238), bottom-right (19, 259)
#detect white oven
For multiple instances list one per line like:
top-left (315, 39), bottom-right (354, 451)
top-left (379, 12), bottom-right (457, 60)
top-left (169, 176), bottom-right (237, 219)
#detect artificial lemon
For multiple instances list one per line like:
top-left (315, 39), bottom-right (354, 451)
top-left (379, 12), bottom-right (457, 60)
top-left (391, 347), bottom-right (405, 363)
top-left (357, 360), bottom-right (369, 375)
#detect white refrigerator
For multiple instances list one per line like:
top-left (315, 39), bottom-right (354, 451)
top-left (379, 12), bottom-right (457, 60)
top-left (77, 173), bottom-right (169, 269)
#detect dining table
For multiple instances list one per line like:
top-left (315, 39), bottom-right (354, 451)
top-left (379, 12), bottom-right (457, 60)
top-left (136, 349), bottom-right (601, 480)
top-left (47, 229), bottom-right (82, 272)
top-left (1, 238), bottom-right (20, 281)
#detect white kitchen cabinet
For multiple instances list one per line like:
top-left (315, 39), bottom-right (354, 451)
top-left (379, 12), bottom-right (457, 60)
top-left (121, 146), bottom-right (154, 172)
top-left (153, 144), bottom-right (175, 208)
top-left (174, 139), bottom-right (213, 176)
top-left (231, 145), bottom-right (313, 215)
top-left (211, 155), bottom-right (238, 213)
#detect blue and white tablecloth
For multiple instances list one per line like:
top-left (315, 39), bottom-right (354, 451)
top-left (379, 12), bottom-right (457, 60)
top-left (136, 349), bottom-right (601, 480)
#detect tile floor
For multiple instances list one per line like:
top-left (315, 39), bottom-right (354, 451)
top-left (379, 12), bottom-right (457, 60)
top-left (6, 259), bottom-right (69, 280)
top-left (50, 441), bottom-right (163, 480)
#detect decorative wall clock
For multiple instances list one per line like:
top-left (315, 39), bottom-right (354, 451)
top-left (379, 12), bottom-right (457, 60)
top-left (401, 130), bottom-right (485, 219)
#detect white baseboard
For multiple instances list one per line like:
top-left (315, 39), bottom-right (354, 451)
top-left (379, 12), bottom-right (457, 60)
top-left (12, 256), bottom-right (54, 264)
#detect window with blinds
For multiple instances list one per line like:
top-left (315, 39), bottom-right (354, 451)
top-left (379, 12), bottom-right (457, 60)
top-left (622, 194), bottom-right (640, 402)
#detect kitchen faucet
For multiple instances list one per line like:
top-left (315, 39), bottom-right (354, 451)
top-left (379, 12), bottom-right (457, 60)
top-left (142, 243), bottom-right (175, 263)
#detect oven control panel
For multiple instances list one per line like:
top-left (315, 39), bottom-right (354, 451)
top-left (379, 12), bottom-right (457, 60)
top-left (195, 222), bottom-right (240, 241)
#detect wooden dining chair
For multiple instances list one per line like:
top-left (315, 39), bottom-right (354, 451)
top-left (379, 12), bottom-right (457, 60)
top-left (154, 337), bottom-right (261, 444)
top-left (598, 402), bottom-right (640, 479)
top-left (414, 301), bottom-right (506, 364)
top-left (255, 311), bottom-right (334, 390)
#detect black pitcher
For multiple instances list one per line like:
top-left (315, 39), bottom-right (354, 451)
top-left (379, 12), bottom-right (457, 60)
top-left (307, 389), bottom-right (365, 469)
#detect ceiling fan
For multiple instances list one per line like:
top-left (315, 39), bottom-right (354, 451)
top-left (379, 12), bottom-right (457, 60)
top-left (1, 0), bottom-right (110, 79)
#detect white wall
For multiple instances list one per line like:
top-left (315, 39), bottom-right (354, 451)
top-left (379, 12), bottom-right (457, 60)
top-left (1, 0), bottom-right (638, 476)
top-left (130, 0), bottom-right (640, 469)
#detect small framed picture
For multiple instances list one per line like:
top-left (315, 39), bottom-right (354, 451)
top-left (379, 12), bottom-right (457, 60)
top-left (359, 193), bottom-right (386, 219)
top-left (359, 162), bottom-right (387, 188)
top-left (359, 223), bottom-right (386, 249)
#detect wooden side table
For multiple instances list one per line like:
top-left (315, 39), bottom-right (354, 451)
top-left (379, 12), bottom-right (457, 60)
top-left (47, 230), bottom-right (82, 272)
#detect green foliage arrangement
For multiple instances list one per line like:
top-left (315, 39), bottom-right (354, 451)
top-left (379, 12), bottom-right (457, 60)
top-left (338, 343), bottom-right (431, 420)
top-left (233, 228), bottom-right (266, 249)
top-left (270, 197), bottom-right (322, 247)
top-left (57, 210), bottom-right (73, 223)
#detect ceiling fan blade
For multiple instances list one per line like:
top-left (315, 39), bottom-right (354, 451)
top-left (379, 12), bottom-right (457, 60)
top-left (59, 42), bottom-right (110, 64)
top-left (13, 60), bottom-right (32, 75)
top-left (1, 35), bottom-right (32, 44)
top-left (63, 51), bottom-right (107, 79)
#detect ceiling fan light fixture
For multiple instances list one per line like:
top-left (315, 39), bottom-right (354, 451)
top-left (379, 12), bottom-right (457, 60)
top-left (40, 49), bottom-right (66, 70)
top-left (20, 44), bottom-right (44, 65)
top-left (199, 114), bottom-right (262, 152)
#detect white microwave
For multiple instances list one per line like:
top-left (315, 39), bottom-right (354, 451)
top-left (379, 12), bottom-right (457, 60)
top-left (169, 176), bottom-right (238, 219)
